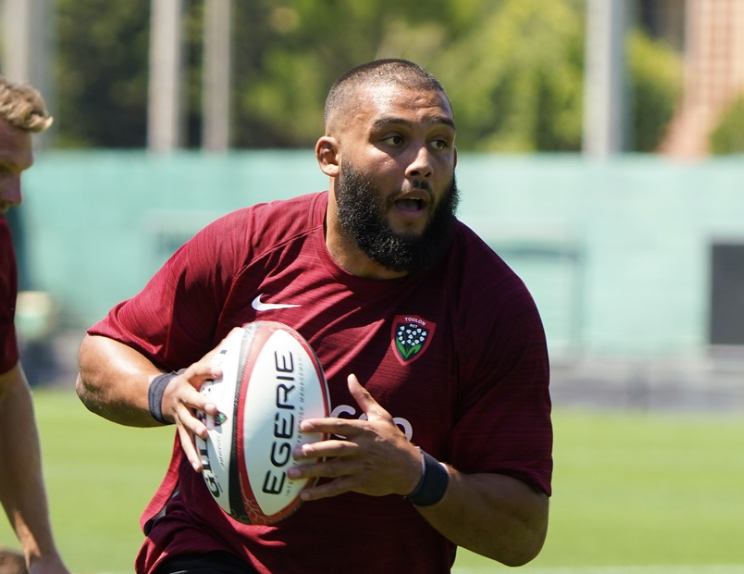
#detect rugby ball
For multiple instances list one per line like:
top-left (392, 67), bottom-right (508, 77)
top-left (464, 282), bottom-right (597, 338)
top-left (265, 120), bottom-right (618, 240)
top-left (195, 321), bottom-right (330, 525)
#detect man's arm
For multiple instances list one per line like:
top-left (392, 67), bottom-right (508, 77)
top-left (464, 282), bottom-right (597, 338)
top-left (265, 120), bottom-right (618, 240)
top-left (76, 334), bottom-right (223, 469)
top-left (76, 334), bottom-right (166, 427)
top-left (0, 363), bottom-right (71, 574)
top-left (290, 374), bottom-right (549, 567)
top-left (414, 468), bottom-right (548, 566)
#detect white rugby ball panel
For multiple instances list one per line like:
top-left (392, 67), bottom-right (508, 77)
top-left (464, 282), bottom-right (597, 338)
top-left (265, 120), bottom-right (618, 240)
top-left (194, 326), bottom-right (246, 520)
top-left (196, 322), bottom-right (330, 525)
top-left (237, 326), bottom-right (329, 522)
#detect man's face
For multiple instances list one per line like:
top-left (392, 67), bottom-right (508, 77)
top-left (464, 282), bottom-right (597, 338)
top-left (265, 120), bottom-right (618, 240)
top-left (332, 84), bottom-right (459, 273)
top-left (0, 119), bottom-right (33, 214)
top-left (335, 161), bottom-right (459, 274)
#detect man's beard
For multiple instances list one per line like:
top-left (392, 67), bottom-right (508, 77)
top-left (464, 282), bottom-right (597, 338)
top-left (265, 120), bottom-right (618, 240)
top-left (335, 163), bottom-right (459, 275)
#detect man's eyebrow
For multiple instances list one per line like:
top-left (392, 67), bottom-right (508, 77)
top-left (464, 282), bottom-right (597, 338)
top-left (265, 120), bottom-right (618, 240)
top-left (371, 115), bottom-right (456, 131)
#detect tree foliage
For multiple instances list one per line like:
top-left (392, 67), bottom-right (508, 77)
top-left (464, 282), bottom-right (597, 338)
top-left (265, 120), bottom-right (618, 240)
top-left (55, 0), bottom-right (151, 147)
top-left (435, 0), bottom-right (585, 152)
top-left (46, 0), bottom-right (681, 152)
top-left (708, 92), bottom-right (744, 155)
top-left (627, 29), bottom-right (682, 152)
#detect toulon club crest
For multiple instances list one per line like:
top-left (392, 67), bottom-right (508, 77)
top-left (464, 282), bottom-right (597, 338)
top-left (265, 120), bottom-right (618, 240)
top-left (391, 315), bottom-right (436, 365)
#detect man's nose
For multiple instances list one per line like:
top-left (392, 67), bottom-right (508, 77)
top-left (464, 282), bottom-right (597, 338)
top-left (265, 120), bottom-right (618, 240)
top-left (405, 145), bottom-right (433, 179)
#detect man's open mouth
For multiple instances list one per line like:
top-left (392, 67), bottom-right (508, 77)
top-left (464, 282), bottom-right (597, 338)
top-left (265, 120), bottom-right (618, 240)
top-left (394, 197), bottom-right (426, 212)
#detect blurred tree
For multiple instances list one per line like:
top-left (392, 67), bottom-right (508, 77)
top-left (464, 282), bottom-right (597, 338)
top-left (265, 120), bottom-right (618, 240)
top-left (627, 29), bottom-right (682, 152)
top-left (55, 0), bottom-right (151, 147)
top-left (435, 0), bottom-right (585, 152)
top-left (708, 92), bottom-right (744, 155)
top-left (435, 0), bottom-right (681, 152)
top-left (47, 0), bottom-right (680, 152)
top-left (229, 0), bottom-right (463, 147)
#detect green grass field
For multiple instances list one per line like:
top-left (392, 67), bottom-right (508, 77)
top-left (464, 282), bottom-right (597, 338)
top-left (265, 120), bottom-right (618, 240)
top-left (1, 390), bottom-right (743, 573)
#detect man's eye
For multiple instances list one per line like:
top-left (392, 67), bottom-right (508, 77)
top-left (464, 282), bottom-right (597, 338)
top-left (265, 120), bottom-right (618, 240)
top-left (430, 139), bottom-right (449, 150)
top-left (383, 135), bottom-right (404, 146)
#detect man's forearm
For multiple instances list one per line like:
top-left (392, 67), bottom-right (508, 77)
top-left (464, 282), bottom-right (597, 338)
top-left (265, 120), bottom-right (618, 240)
top-left (415, 468), bottom-right (549, 567)
top-left (76, 334), bottom-right (162, 427)
top-left (0, 364), bottom-right (59, 559)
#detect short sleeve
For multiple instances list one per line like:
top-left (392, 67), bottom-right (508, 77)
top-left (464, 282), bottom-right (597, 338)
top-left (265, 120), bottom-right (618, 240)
top-left (88, 211), bottom-right (249, 369)
top-left (448, 246), bottom-right (553, 496)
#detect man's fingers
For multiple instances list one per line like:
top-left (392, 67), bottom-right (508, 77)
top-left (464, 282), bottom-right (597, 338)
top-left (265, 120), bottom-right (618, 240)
top-left (298, 475), bottom-right (358, 501)
top-left (294, 437), bottom-right (358, 460)
top-left (181, 361), bottom-right (222, 390)
top-left (347, 373), bottom-right (392, 420)
top-left (178, 424), bottom-right (203, 472)
top-left (166, 368), bottom-right (224, 473)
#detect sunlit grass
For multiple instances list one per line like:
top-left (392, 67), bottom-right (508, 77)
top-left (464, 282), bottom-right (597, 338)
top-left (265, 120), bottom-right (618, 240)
top-left (454, 409), bottom-right (744, 571)
top-left (1, 391), bottom-right (743, 573)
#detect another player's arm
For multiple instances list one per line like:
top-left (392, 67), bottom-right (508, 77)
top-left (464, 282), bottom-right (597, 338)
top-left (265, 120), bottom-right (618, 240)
top-left (0, 363), bottom-right (70, 573)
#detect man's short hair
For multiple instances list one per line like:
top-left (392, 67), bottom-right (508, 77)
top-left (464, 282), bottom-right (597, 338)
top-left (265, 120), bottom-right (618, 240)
top-left (0, 76), bottom-right (53, 133)
top-left (324, 59), bottom-right (450, 131)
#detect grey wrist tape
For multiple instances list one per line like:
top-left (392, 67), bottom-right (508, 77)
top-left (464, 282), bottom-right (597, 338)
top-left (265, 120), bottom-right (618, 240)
top-left (148, 371), bottom-right (179, 425)
top-left (405, 449), bottom-right (449, 506)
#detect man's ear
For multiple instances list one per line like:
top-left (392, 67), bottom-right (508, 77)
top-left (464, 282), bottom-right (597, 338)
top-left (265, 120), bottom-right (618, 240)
top-left (316, 136), bottom-right (340, 177)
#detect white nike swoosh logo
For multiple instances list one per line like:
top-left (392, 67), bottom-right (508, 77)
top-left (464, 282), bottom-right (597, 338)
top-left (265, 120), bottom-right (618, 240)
top-left (251, 294), bottom-right (301, 312)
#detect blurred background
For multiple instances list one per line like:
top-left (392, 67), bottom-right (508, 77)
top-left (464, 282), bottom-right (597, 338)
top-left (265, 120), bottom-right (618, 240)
top-left (3, 0), bottom-right (743, 408)
top-left (2, 1), bottom-right (744, 572)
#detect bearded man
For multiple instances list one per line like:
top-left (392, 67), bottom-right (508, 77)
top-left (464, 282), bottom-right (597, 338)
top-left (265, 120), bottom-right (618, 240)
top-left (76, 59), bottom-right (552, 574)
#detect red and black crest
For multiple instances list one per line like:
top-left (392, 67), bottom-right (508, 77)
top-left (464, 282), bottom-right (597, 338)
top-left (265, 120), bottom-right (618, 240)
top-left (391, 315), bottom-right (436, 365)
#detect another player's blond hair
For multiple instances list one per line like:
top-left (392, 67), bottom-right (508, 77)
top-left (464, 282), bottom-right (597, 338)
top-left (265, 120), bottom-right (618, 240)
top-left (0, 75), bottom-right (53, 133)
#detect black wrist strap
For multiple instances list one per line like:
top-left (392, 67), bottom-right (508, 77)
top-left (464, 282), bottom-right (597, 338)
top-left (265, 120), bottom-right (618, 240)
top-left (148, 371), bottom-right (179, 425)
top-left (405, 449), bottom-right (449, 506)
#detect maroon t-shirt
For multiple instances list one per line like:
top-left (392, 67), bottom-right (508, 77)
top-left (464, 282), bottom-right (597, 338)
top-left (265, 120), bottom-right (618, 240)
top-left (0, 217), bottom-right (19, 373)
top-left (90, 192), bottom-right (553, 574)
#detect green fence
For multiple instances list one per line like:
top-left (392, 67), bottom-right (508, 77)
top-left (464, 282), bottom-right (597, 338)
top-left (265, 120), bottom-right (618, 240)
top-left (13, 151), bottom-right (744, 362)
